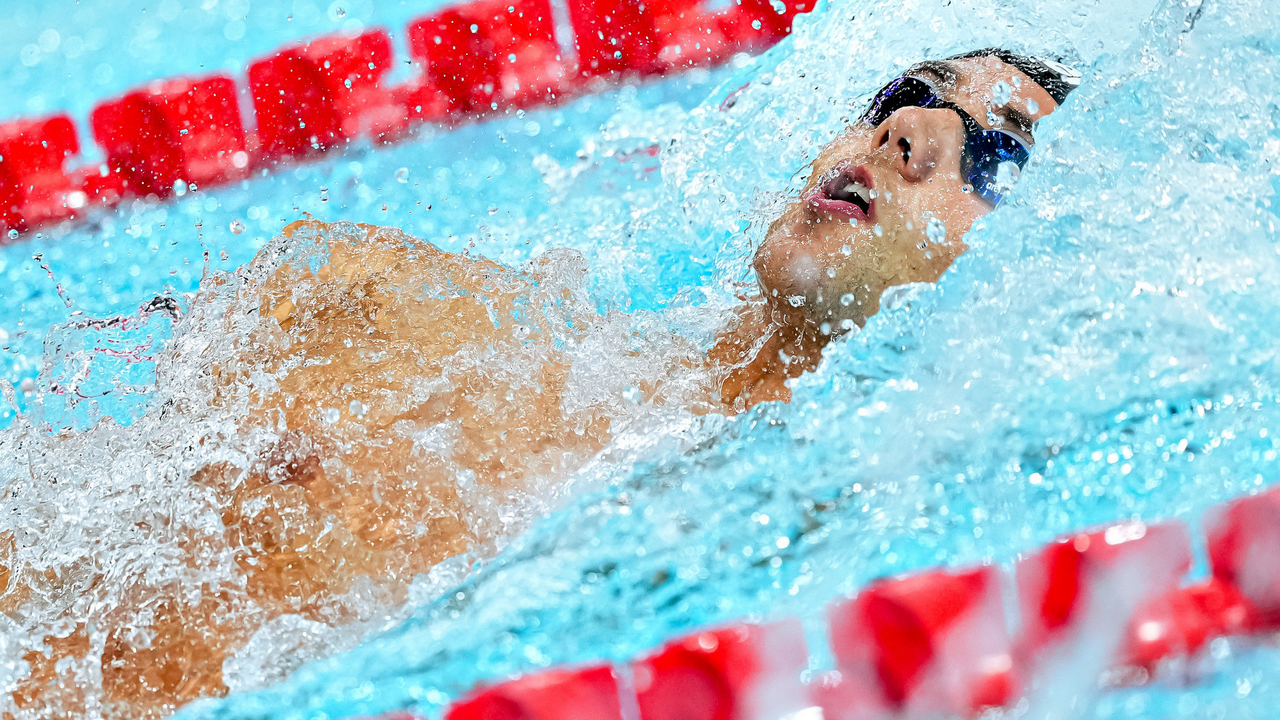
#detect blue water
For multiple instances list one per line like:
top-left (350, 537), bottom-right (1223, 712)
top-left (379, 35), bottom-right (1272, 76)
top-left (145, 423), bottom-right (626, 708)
top-left (4, 0), bottom-right (1280, 717)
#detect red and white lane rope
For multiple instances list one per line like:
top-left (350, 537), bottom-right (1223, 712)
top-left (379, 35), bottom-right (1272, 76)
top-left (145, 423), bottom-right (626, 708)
top-left (399, 487), bottom-right (1280, 720)
top-left (0, 0), bottom-right (811, 238)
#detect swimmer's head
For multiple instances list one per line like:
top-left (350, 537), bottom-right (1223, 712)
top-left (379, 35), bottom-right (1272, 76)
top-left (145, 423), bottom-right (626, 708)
top-left (753, 49), bottom-right (1080, 332)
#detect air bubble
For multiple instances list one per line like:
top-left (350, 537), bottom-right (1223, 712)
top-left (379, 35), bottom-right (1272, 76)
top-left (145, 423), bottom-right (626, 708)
top-left (229, 220), bottom-right (246, 235)
top-left (991, 80), bottom-right (1012, 106)
top-left (840, 293), bottom-right (855, 306)
top-left (7, 229), bottom-right (18, 240)
top-left (925, 216), bottom-right (946, 244)
top-left (396, 168), bottom-right (410, 183)
top-left (1026, 98), bottom-right (1040, 114)
top-left (994, 161), bottom-right (1021, 193)
top-left (321, 408), bottom-right (341, 424)
top-left (349, 400), bottom-right (368, 418)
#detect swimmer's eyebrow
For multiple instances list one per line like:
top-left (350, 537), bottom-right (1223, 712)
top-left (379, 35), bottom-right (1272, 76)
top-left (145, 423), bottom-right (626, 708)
top-left (997, 105), bottom-right (1035, 136)
top-left (906, 60), bottom-right (958, 89)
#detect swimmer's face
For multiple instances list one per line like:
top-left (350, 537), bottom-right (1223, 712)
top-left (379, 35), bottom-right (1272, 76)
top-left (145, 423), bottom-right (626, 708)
top-left (753, 55), bottom-right (1061, 331)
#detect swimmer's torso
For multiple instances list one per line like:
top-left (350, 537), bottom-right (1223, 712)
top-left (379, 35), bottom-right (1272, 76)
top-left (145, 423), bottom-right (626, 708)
top-left (4, 221), bottom-right (721, 719)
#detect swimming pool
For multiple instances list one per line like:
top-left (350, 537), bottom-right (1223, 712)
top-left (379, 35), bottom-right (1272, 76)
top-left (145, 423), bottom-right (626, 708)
top-left (3, 0), bottom-right (1280, 717)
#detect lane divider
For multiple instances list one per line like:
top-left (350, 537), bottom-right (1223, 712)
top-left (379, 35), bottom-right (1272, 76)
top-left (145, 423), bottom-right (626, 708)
top-left (0, 0), bottom-right (812, 239)
top-left (380, 487), bottom-right (1280, 720)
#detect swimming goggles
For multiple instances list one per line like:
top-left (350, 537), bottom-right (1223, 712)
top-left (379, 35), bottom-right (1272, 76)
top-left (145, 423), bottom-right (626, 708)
top-left (859, 75), bottom-right (1030, 206)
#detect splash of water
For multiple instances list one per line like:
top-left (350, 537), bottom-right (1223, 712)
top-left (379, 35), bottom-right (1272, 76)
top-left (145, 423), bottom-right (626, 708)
top-left (169, 0), bottom-right (1280, 717)
top-left (0, 219), bottom-right (726, 718)
top-left (3, 0), bottom-right (1279, 717)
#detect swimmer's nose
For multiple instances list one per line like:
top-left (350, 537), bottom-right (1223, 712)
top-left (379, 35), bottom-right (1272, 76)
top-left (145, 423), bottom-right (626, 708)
top-left (873, 106), bottom-right (966, 184)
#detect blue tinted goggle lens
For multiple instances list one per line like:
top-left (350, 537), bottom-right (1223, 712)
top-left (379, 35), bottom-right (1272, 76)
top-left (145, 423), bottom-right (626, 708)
top-left (964, 130), bottom-right (1030, 205)
top-left (859, 76), bottom-right (1032, 206)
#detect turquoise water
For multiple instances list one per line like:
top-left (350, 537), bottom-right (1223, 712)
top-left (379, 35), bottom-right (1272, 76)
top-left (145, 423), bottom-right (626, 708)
top-left (4, 0), bottom-right (1280, 717)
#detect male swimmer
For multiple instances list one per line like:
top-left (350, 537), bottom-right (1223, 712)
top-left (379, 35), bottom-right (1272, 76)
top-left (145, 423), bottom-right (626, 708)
top-left (7, 49), bottom-right (1078, 719)
top-left (716, 48), bottom-right (1079, 408)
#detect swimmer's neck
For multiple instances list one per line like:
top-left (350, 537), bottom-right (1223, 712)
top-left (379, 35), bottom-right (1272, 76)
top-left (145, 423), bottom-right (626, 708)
top-left (710, 303), bottom-right (833, 412)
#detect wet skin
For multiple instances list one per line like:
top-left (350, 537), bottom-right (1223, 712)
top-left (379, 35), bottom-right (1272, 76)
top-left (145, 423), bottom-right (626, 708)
top-left (718, 55), bottom-right (1062, 408)
top-left (755, 55), bottom-right (1060, 328)
top-left (4, 55), bottom-right (1069, 720)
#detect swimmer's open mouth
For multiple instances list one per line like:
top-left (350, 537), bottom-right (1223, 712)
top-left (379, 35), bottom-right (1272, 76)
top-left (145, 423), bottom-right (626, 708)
top-left (804, 164), bottom-right (876, 222)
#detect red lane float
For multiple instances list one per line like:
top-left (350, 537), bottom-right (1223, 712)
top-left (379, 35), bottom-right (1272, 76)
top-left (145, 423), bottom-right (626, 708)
top-left (567, 0), bottom-right (663, 77)
top-left (445, 665), bottom-right (625, 720)
top-left (633, 621), bottom-right (809, 720)
top-left (0, 115), bottom-right (89, 232)
top-left (248, 29), bottom-right (416, 161)
top-left (90, 75), bottom-right (249, 198)
top-left (1014, 520), bottom-right (1192, 665)
top-left (1118, 578), bottom-right (1257, 672)
top-left (407, 0), bottom-right (568, 113)
top-left (1205, 486), bottom-right (1280, 628)
top-left (821, 565), bottom-right (1016, 719)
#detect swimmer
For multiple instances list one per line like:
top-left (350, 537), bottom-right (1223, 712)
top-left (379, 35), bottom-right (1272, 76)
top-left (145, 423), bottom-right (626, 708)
top-left (6, 48), bottom-right (1078, 719)
top-left (715, 48), bottom-right (1079, 409)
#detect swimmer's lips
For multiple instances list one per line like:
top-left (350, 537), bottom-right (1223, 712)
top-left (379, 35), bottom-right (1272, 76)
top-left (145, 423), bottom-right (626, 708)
top-left (804, 165), bottom-right (876, 223)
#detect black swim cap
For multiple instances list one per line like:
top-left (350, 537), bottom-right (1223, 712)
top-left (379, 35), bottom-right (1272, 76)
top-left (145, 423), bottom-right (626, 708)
top-left (948, 48), bottom-right (1081, 105)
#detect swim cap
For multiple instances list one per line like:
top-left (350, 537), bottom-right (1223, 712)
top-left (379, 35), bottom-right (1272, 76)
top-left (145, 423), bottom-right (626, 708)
top-left (948, 48), bottom-right (1082, 105)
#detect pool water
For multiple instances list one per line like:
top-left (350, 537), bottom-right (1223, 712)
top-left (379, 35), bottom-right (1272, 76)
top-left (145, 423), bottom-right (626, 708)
top-left (4, 0), bottom-right (1280, 717)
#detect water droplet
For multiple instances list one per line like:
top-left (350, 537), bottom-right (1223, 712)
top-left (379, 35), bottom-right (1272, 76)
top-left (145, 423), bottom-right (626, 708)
top-left (7, 229), bottom-right (18, 240)
top-left (395, 167), bottom-right (410, 183)
top-left (840, 293), bottom-right (855, 306)
top-left (623, 386), bottom-right (643, 404)
top-left (173, 179), bottom-right (188, 196)
top-left (19, 377), bottom-right (34, 393)
top-left (319, 187), bottom-right (329, 202)
top-left (925, 216), bottom-right (946, 244)
top-left (787, 295), bottom-right (806, 307)
top-left (991, 80), bottom-right (1012, 106)
top-left (321, 408), bottom-right (341, 424)
top-left (349, 400), bottom-right (368, 418)
top-left (873, 224), bottom-right (884, 237)
top-left (819, 322), bottom-right (831, 335)
top-left (229, 219), bottom-right (246, 235)
top-left (220, 250), bottom-right (229, 261)
top-left (1026, 98), bottom-right (1040, 114)
top-left (994, 161), bottom-right (1022, 193)
top-left (488, 207), bottom-right (498, 215)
